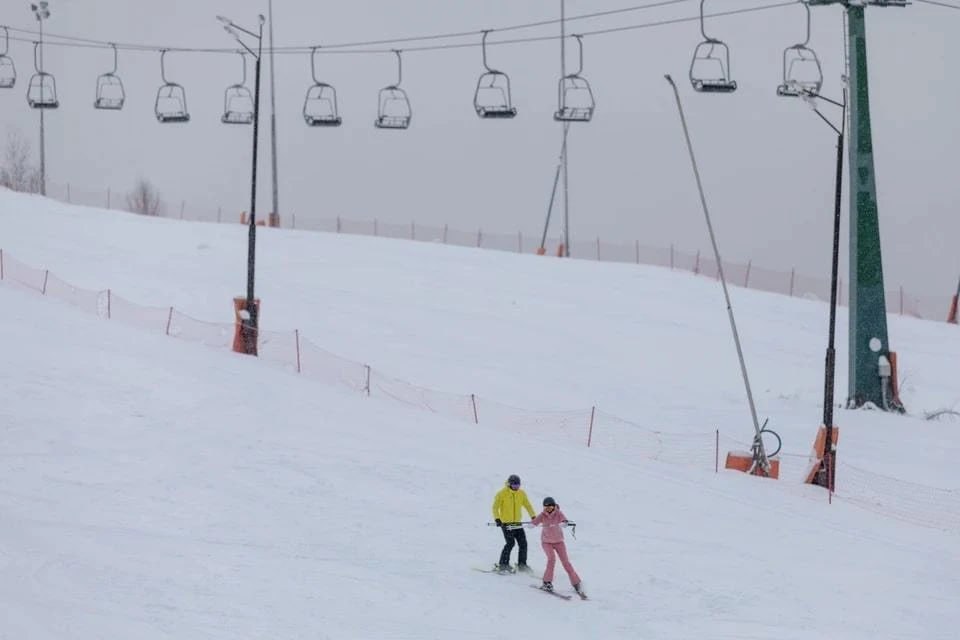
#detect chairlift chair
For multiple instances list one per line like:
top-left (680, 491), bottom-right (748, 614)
top-left (221, 51), bottom-right (254, 124)
top-left (474, 30), bottom-right (516, 119)
top-left (776, 46), bottom-right (823, 97)
top-left (554, 35), bottom-right (594, 122)
top-left (155, 50), bottom-right (189, 123)
top-left (0, 26), bottom-right (15, 89)
top-left (690, 1), bottom-right (737, 93)
top-left (303, 47), bottom-right (341, 126)
top-left (374, 50), bottom-right (411, 130)
top-left (94, 44), bottom-right (125, 110)
top-left (27, 42), bottom-right (57, 108)
top-left (776, 3), bottom-right (823, 97)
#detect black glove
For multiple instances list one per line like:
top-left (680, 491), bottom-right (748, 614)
top-left (495, 518), bottom-right (503, 528)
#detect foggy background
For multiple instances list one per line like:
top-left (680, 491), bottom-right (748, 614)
top-left (1, 0), bottom-right (957, 304)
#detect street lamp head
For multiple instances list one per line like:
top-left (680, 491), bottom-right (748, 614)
top-left (258, 14), bottom-right (266, 25)
top-left (31, 1), bottom-right (51, 19)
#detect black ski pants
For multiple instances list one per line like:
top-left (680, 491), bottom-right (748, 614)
top-left (498, 525), bottom-right (528, 567)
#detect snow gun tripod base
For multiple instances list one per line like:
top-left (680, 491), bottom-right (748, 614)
top-left (725, 419), bottom-right (782, 480)
top-left (725, 451), bottom-right (780, 480)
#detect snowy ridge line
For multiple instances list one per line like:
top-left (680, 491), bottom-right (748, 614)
top-left (41, 180), bottom-right (949, 321)
top-left (4, 248), bottom-right (960, 535)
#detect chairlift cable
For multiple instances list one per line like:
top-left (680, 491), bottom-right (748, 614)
top-left (2, 1), bottom-right (793, 57)
top-left (3, 1), bottom-right (696, 54)
top-left (914, 0), bottom-right (960, 9)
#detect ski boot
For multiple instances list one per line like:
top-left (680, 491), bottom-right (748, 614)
top-left (517, 563), bottom-right (534, 574)
top-left (540, 581), bottom-right (554, 592)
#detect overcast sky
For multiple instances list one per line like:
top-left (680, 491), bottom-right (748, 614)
top-left (1, 0), bottom-right (958, 304)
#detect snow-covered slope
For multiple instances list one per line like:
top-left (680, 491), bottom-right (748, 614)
top-left (1, 189), bottom-right (957, 639)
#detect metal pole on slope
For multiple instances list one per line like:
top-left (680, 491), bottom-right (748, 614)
top-left (817, 87), bottom-right (846, 490)
top-left (663, 74), bottom-right (769, 473)
top-left (268, 0), bottom-right (280, 226)
top-left (539, 141), bottom-right (564, 253)
top-left (31, 1), bottom-right (50, 196)
top-left (219, 14), bottom-right (265, 356)
top-left (560, 0), bottom-right (571, 257)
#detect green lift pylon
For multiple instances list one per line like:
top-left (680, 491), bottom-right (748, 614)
top-left (807, 0), bottom-right (906, 411)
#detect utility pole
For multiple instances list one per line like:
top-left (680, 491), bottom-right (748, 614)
top-left (218, 14), bottom-right (266, 356)
top-left (559, 0), bottom-right (570, 257)
top-left (30, 1), bottom-right (50, 196)
top-left (796, 87), bottom-right (847, 488)
top-left (268, 0), bottom-right (280, 225)
top-left (808, 0), bottom-right (906, 410)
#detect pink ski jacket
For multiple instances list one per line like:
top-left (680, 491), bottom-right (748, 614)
top-left (530, 507), bottom-right (570, 543)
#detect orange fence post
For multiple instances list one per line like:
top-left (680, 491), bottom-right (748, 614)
top-left (586, 406), bottom-right (595, 447)
top-left (295, 329), bottom-right (302, 373)
top-left (471, 394), bottom-right (479, 424)
top-left (889, 351), bottom-right (902, 407)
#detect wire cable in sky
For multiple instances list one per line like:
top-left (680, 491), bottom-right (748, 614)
top-left (2, 1), bottom-right (794, 57)
top-left (914, 0), bottom-right (960, 10)
top-left (3, 0), bottom-right (697, 54)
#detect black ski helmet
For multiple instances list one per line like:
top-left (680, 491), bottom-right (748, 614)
top-left (507, 474), bottom-right (521, 486)
top-left (543, 496), bottom-right (557, 507)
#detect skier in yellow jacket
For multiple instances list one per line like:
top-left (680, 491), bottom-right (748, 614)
top-left (491, 474), bottom-right (536, 573)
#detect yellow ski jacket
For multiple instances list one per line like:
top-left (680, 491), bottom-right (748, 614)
top-left (492, 485), bottom-right (536, 524)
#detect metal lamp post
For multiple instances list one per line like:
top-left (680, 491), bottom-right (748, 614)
top-left (218, 14), bottom-right (265, 356)
top-left (798, 87), bottom-right (847, 489)
top-left (30, 1), bottom-right (49, 196)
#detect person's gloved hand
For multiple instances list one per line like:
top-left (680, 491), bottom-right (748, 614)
top-left (495, 518), bottom-right (503, 528)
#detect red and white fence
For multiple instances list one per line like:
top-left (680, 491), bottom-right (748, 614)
top-left (2, 247), bottom-right (957, 534)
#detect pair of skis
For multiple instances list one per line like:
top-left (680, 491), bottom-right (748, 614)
top-left (530, 584), bottom-right (588, 601)
top-left (473, 566), bottom-right (588, 600)
top-left (472, 564), bottom-right (534, 575)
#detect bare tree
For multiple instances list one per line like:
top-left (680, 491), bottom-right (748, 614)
top-left (126, 178), bottom-right (165, 216)
top-left (0, 129), bottom-right (42, 193)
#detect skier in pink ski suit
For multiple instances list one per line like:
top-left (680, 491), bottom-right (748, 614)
top-left (529, 496), bottom-right (582, 594)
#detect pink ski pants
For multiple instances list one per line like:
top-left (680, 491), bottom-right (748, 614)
top-left (542, 541), bottom-right (581, 585)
